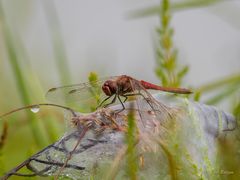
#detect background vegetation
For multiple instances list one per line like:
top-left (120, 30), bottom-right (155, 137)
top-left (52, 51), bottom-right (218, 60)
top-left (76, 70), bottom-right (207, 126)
top-left (0, 0), bottom-right (239, 179)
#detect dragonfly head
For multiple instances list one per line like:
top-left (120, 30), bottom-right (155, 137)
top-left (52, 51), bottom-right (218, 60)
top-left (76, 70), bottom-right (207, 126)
top-left (102, 80), bottom-right (117, 96)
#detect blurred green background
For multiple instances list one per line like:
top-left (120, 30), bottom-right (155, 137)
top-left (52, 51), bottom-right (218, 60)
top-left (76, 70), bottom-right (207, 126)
top-left (0, 0), bottom-right (239, 179)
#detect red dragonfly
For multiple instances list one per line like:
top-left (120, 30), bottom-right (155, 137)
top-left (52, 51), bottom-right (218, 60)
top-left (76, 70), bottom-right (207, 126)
top-left (46, 75), bottom-right (192, 130)
top-left (0, 76), bottom-right (191, 179)
top-left (46, 75), bottom-right (192, 112)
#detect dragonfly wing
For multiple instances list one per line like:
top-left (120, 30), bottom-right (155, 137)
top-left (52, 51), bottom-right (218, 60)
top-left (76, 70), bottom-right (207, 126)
top-left (46, 79), bottom-right (109, 112)
top-left (45, 76), bottom-right (120, 112)
top-left (129, 79), bottom-right (178, 128)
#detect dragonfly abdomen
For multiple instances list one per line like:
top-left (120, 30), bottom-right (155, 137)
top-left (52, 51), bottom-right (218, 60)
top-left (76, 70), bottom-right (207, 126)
top-left (140, 80), bottom-right (192, 94)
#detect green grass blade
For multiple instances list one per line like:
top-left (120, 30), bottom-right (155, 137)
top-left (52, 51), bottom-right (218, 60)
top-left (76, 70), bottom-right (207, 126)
top-left (205, 82), bottom-right (240, 105)
top-left (196, 74), bottom-right (240, 93)
top-left (125, 103), bottom-right (138, 179)
top-left (0, 2), bottom-right (45, 147)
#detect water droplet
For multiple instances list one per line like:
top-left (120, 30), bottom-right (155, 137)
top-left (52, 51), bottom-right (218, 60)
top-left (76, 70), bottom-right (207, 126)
top-left (30, 105), bottom-right (40, 113)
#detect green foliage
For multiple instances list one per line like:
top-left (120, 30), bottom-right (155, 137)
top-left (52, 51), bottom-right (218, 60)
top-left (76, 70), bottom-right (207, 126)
top-left (0, 1), bottom-right (67, 177)
top-left (232, 96), bottom-right (240, 124)
top-left (196, 74), bottom-right (240, 105)
top-left (125, 104), bottom-right (138, 179)
top-left (196, 74), bottom-right (240, 93)
top-left (0, 2), bottom-right (46, 147)
top-left (88, 72), bottom-right (102, 111)
top-left (88, 72), bottom-right (99, 82)
top-left (155, 0), bottom-right (188, 87)
top-left (129, 0), bottom-right (225, 18)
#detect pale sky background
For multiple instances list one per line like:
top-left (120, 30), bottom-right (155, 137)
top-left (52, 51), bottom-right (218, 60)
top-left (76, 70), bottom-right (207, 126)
top-left (1, 0), bottom-right (240, 110)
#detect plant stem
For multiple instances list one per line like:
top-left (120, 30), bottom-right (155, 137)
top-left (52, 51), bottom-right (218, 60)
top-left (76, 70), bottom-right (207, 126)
top-left (129, 0), bottom-right (225, 18)
top-left (155, 0), bottom-right (188, 87)
top-left (125, 103), bottom-right (138, 180)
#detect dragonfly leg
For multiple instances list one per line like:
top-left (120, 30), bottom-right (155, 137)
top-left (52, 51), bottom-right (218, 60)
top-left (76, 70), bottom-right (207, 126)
top-left (115, 95), bottom-right (126, 113)
top-left (123, 96), bottom-right (128, 103)
top-left (122, 92), bottom-right (145, 99)
top-left (96, 95), bottom-right (113, 109)
top-left (102, 94), bottom-right (117, 108)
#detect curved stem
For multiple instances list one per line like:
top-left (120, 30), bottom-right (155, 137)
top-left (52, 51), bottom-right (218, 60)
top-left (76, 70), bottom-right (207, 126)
top-left (0, 103), bottom-right (77, 119)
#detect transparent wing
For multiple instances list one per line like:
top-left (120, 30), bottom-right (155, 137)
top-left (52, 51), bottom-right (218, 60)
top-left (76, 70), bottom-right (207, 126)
top-left (45, 77), bottom-right (116, 112)
top-left (129, 79), bottom-right (178, 130)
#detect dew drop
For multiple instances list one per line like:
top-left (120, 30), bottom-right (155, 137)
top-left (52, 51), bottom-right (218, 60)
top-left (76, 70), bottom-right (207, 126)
top-left (30, 105), bottom-right (40, 113)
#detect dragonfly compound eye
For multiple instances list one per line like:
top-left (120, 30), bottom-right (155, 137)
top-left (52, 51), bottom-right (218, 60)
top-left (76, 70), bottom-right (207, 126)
top-left (102, 80), bottom-right (116, 96)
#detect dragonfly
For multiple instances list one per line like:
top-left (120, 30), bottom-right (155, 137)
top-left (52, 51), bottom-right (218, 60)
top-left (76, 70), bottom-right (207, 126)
top-left (0, 75), bottom-right (191, 179)
top-left (46, 75), bottom-right (192, 113)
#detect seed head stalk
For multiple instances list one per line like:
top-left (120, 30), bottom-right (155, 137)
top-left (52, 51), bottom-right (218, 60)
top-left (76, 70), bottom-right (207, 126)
top-left (155, 0), bottom-right (188, 87)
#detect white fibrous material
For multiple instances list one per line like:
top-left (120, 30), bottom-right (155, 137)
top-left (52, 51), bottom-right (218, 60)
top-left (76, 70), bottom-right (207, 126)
top-left (2, 94), bottom-right (237, 180)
